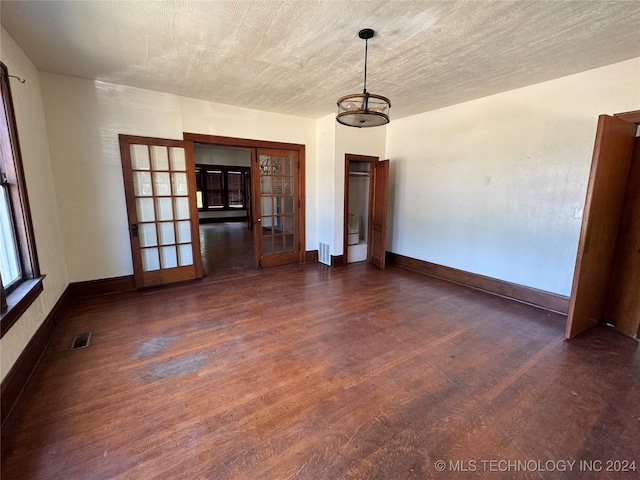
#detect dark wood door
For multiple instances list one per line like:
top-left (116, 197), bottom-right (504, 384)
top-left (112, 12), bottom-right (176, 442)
top-left (368, 159), bottom-right (389, 269)
top-left (605, 137), bottom-right (640, 336)
top-left (565, 115), bottom-right (637, 338)
top-left (253, 148), bottom-right (300, 268)
top-left (119, 135), bottom-right (203, 288)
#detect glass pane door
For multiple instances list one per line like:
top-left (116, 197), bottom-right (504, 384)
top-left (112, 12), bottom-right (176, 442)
top-left (120, 136), bottom-right (202, 287)
top-left (254, 149), bottom-right (300, 267)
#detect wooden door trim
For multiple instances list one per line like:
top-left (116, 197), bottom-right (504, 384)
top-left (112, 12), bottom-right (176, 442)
top-left (184, 133), bottom-right (305, 151)
top-left (344, 154), bottom-right (378, 264)
top-left (613, 110), bottom-right (640, 123)
top-left (184, 134), bottom-right (306, 266)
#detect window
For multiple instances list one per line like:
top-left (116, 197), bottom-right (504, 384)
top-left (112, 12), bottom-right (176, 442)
top-left (195, 165), bottom-right (248, 211)
top-left (1, 63), bottom-right (42, 335)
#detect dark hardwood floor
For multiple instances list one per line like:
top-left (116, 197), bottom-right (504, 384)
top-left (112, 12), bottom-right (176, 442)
top-left (200, 222), bottom-right (254, 277)
top-left (2, 259), bottom-right (639, 478)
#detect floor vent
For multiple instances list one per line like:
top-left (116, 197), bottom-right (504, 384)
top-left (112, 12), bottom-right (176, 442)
top-left (71, 332), bottom-right (92, 350)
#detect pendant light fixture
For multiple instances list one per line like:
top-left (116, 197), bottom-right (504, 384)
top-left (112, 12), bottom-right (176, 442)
top-left (336, 28), bottom-right (391, 128)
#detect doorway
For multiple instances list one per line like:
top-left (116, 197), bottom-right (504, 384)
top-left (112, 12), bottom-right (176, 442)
top-left (343, 154), bottom-right (389, 268)
top-left (184, 133), bottom-right (306, 271)
top-left (193, 143), bottom-right (253, 277)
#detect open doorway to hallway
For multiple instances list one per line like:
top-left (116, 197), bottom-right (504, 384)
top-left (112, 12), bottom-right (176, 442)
top-left (194, 143), bottom-right (254, 277)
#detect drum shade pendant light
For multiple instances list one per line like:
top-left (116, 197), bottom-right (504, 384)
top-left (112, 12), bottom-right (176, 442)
top-left (336, 28), bottom-right (391, 128)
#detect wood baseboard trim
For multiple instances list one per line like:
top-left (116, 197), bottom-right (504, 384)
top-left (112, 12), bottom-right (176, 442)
top-left (1, 285), bottom-right (72, 427)
top-left (69, 275), bottom-right (136, 298)
top-left (387, 252), bottom-right (569, 315)
top-left (331, 255), bottom-right (345, 267)
top-left (304, 250), bottom-right (318, 263)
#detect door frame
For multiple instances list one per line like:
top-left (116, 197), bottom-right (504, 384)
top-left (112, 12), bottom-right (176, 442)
top-left (566, 110), bottom-right (640, 339)
top-left (183, 133), bottom-right (306, 267)
top-left (343, 154), bottom-right (378, 264)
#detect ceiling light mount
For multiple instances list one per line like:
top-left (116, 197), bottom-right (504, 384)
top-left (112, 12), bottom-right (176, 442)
top-left (336, 28), bottom-right (391, 128)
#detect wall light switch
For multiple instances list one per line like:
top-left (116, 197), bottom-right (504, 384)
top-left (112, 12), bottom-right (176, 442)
top-left (573, 207), bottom-right (583, 219)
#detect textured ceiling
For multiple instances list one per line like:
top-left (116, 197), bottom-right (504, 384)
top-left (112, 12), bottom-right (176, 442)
top-left (2, 0), bottom-right (640, 120)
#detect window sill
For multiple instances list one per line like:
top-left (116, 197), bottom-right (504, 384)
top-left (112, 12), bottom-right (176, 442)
top-left (0, 276), bottom-right (45, 338)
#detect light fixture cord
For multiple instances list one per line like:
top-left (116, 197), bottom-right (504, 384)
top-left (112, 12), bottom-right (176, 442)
top-left (363, 38), bottom-right (368, 94)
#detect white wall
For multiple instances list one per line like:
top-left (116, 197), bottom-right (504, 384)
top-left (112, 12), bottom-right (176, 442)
top-left (39, 74), bottom-right (317, 282)
top-left (386, 58), bottom-right (640, 296)
top-left (0, 27), bottom-right (68, 382)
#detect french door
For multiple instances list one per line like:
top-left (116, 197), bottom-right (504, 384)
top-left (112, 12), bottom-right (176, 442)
top-left (253, 148), bottom-right (301, 268)
top-left (119, 135), bottom-right (202, 287)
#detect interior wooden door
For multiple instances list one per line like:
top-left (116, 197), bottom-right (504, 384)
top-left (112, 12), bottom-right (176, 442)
top-left (119, 135), bottom-right (202, 288)
top-left (605, 137), bottom-right (640, 336)
top-left (565, 115), bottom-right (637, 338)
top-left (253, 148), bottom-right (300, 268)
top-left (368, 159), bottom-right (389, 269)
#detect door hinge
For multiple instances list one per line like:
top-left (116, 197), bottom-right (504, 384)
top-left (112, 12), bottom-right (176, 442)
top-left (0, 173), bottom-right (9, 186)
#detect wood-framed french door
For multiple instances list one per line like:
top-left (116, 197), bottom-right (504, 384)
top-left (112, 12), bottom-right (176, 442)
top-left (119, 135), bottom-right (202, 288)
top-left (253, 148), bottom-right (301, 268)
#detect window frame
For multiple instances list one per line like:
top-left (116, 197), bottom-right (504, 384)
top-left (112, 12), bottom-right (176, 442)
top-left (195, 164), bottom-right (249, 211)
top-left (0, 62), bottom-right (43, 338)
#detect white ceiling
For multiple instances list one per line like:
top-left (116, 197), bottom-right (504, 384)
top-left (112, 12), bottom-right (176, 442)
top-left (2, 0), bottom-right (639, 120)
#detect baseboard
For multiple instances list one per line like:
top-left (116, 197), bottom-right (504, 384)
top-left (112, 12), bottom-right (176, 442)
top-left (1, 285), bottom-right (72, 427)
top-left (304, 250), bottom-right (318, 263)
top-left (69, 275), bottom-right (135, 298)
top-left (387, 252), bottom-right (569, 315)
top-left (331, 254), bottom-right (345, 267)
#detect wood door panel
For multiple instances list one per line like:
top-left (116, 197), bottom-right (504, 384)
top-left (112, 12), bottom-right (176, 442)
top-left (565, 115), bottom-right (637, 338)
top-left (368, 160), bottom-right (389, 269)
top-left (605, 137), bottom-right (640, 335)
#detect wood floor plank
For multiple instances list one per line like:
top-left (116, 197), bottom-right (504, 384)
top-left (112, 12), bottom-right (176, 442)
top-left (2, 257), bottom-right (640, 479)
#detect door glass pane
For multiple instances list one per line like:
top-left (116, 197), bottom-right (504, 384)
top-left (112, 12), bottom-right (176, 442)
top-left (158, 222), bottom-right (175, 245)
top-left (172, 172), bottom-right (188, 196)
top-left (150, 146), bottom-right (169, 170)
top-left (273, 235), bottom-right (284, 253)
top-left (285, 234), bottom-right (294, 251)
top-left (272, 157), bottom-right (282, 175)
top-left (160, 245), bottom-right (178, 268)
top-left (284, 157), bottom-right (292, 175)
top-left (156, 198), bottom-right (173, 220)
top-left (284, 216), bottom-right (294, 233)
top-left (178, 244), bottom-right (193, 266)
top-left (133, 171), bottom-right (152, 196)
top-left (139, 223), bottom-right (157, 247)
top-left (169, 147), bottom-right (186, 171)
top-left (284, 177), bottom-right (293, 195)
top-left (142, 247), bottom-right (160, 271)
top-left (260, 176), bottom-right (271, 194)
top-left (261, 197), bottom-right (272, 215)
top-left (283, 196), bottom-right (293, 214)
top-left (153, 172), bottom-right (171, 196)
top-left (136, 198), bottom-right (155, 222)
top-left (272, 177), bottom-right (283, 195)
top-left (174, 197), bottom-right (190, 219)
top-left (176, 220), bottom-right (191, 243)
top-left (274, 197), bottom-right (282, 214)
top-left (130, 145), bottom-right (150, 170)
